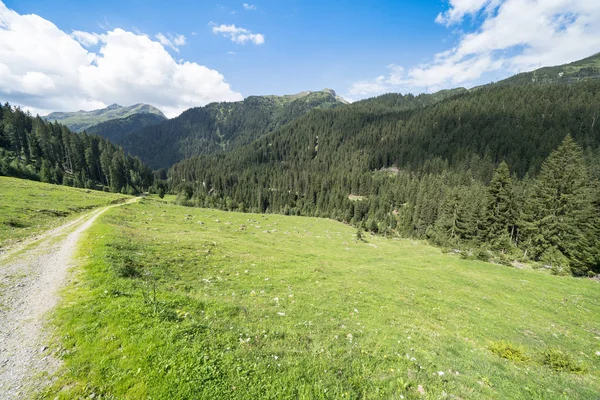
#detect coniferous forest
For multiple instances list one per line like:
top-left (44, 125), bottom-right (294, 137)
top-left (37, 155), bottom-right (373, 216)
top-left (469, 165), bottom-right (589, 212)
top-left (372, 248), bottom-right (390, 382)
top-left (0, 103), bottom-right (153, 194)
top-left (167, 81), bottom-right (600, 276)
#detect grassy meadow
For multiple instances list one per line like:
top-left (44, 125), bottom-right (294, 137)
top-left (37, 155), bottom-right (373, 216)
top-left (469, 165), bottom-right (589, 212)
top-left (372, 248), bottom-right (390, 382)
top-left (42, 196), bottom-right (600, 399)
top-left (0, 177), bottom-right (129, 250)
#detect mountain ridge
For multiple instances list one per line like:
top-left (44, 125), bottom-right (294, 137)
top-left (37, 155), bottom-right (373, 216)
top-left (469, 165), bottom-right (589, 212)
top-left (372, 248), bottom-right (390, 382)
top-left (118, 89), bottom-right (348, 169)
top-left (44, 103), bottom-right (166, 132)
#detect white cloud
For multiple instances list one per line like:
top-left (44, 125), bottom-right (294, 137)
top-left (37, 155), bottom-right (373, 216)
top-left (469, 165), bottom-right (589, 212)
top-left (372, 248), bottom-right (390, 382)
top-left (435, 0), bottom-right (501, 26)
top-left (212, 23), bottom-right (265, 45)
top-left (155, 32), bottom-right (186, 52)
top-left (0, 2), bottom-right (242, 118)
top-left (227, 51), bottom-right (236, 56)
top-left (243, 3), bottom-right (257, 11)
top-left (71, 30), bottom-right (102, 47)
top-left (348, 0), bottom-right (600, 97)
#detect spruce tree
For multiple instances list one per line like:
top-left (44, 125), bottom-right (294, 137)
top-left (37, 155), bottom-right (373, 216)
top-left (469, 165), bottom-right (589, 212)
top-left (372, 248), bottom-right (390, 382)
top-left (484, 162), bottom-right (516, 252)
top-left (521, 136), bottom-right (595, 274)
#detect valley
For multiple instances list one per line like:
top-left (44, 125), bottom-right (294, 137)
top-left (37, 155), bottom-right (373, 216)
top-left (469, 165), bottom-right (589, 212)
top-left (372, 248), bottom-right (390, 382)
top-left (0, 11), bottom-right (599, 396)
top-left (2, 179), bottom-right (599, 399)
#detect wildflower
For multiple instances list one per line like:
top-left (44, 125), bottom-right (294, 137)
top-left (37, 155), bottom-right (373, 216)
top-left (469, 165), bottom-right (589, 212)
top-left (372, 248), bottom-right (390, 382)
top-left (417, 385), bottom-right (425, 395)
top-left (437, 371), bottom-right (444, 376)
top-left (277, 312), bottom-right (286, 316)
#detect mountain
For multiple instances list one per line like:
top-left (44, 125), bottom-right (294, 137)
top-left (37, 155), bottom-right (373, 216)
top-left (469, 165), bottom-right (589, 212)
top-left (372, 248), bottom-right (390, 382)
top-left (44, 103), bottom-right (166, 132)
top-left (349, 87), bottom-right (468, 112)
top-left (493, 52), bottom-right (600, 86)
top-left (118, 89), bottom-right (348, 169)
top-left (0, 103), bottom-right (152, 193)
top-left (166, 58), bottom-right (600, 275)
top-left (85, 113), bottom-right (166, 144)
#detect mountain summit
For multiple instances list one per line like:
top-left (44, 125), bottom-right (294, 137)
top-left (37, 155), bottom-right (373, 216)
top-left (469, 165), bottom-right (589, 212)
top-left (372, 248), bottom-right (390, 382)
top-left (44, 103), bottom-right (166, 132)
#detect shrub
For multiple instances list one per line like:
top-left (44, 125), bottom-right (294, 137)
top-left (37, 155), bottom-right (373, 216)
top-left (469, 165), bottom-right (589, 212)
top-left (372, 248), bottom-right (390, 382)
top-left (541, 348), bottom-right (586, 373)
top-left (489, 341), bottom-right (530, 362)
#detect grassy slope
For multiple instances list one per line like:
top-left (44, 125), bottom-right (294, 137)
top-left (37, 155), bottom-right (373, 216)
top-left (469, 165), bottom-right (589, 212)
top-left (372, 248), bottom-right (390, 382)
top-left (45, 197), bottom-right (600, 399)
top-left (44, 104), bottom-right (166, 132)
top-left (0, 177), bottom-right (129, 249)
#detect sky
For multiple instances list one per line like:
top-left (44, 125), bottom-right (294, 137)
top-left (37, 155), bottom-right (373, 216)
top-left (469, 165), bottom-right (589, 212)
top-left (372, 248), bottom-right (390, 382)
top-left (1, 0), bottom-right (600, 117)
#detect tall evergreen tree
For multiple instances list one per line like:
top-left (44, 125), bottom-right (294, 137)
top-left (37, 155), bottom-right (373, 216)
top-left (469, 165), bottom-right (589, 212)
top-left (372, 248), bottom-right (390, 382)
top-left (484, 162), bottom-right (516, 251)
top-left (521, 136), bottom-right (595, 274)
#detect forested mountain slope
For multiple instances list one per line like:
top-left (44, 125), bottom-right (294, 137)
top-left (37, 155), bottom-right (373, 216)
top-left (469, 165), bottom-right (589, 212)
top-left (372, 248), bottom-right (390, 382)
top-left (119, 89), bottom-right (347, 169)
top-left (44, 103), bottom-right (166, 132)
top-left (168, 81), bottom-right (600, 275)
top-left (85, 113), bottom-right (166, 144)
top-left (492, 52), bottom-right (600, 86)
top-left (0, 103), bottom-right (152, 193)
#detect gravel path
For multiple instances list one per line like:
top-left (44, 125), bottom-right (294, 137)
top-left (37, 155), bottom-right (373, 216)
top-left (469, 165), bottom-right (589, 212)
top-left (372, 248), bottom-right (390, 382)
top-left (0, 199), bottom-right (137, 398)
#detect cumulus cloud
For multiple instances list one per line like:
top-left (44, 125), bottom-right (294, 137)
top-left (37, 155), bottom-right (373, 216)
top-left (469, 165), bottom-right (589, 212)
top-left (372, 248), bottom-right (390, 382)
top-left (435, 0), bottom-right (501, 26)
top-left (348, 0), bottom-right (600, 97)
top-left (212, 23), bottom-right (265, 45)
top-left (155, 32), bottom-right (187, 52)
top-left (243, 3), bottom-right (257, 11)
top-left (0, 2), bottom-right (242, 117)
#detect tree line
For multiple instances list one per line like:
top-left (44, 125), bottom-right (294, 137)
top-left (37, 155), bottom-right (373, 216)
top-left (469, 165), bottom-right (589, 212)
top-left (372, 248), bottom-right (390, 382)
top-left (167, 82), bottom-right (600, 276)
top-left (0, 103), bottom-right (152, 194)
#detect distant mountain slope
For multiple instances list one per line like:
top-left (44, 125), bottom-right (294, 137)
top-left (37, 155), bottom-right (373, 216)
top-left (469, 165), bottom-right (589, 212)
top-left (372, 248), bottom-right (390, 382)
top-left (86, 113), bottom-right (166, 144)
top-left (120, 89), bottom-right (347, 169)
top-left (349, 87), bottom-right (468, 112)
top-left (0, 103), bottom-right (152, 194)
top-left (44, 103), bottom-right (166, 132)
top-left (494, 52), bottom-right (600, 86)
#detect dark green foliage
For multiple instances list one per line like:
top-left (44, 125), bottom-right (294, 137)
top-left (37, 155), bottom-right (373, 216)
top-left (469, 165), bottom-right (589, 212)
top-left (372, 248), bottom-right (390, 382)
top-left (86, 113), bottom-right (166, 144)
top-left (483, 162), bottom-right (517, 251)
top-left (165, 80), bottom-right (600, 275)
top-left (0, 103), bottom-right (152, 194)
top-left (120, 90), bottom-right (347, 169)
top-left (541, 349), bottom-right (586, 373)
top-left (521, 136), bottom-right (597, 275)
top-left (355, 228), bottom-right (366, 242)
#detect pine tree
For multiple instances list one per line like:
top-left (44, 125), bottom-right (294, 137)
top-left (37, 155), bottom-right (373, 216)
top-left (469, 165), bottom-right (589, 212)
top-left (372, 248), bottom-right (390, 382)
top-left (521, 136), bottom-right (595, 274)
top-left (483, 162), bottom-right (516, 252)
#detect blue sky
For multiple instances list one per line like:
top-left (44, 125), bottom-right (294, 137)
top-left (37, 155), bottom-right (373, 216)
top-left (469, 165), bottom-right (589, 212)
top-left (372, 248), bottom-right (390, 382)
top-left (2, 0), bottom-right (600, 116)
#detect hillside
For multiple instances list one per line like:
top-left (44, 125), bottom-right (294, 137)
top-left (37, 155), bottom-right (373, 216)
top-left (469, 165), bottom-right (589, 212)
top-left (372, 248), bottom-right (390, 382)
top-left (40, 195), bottom-right (600, 398)
top-left (0, 102), bottom-right (152, 194)
top-left (85, 113), bottom-right (166, 144)
top-left (118, 89), bottom-right (347, 169)
top-left (43, 103), bottom-right (166, 132)
top-left (494, 52), bottom-right (600, 86)
top-left (168, 79), bottom-right (600, 276)
top-left (0, 176), bottom-right (128, 249)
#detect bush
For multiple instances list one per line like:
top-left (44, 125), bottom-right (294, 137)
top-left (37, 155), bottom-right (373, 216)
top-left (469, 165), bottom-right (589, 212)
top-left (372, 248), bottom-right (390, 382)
top-left (541, 348), bottom-right (586, 373)
top-left (489, 341), bottom-right (530, 363)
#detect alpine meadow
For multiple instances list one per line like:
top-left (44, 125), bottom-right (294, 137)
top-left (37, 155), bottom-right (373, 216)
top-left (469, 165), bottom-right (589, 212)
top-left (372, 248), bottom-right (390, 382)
top-left (1, 1), bottom-right (600, 399)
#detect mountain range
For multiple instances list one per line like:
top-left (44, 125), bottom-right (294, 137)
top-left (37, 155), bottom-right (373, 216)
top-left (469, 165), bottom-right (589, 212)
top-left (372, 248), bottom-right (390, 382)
top-left (43, 103), bottom-right (166, 132)
top-left (4, 52), bottom-right (600, 275)
top-left (114, 89), bottom-right (348, 169)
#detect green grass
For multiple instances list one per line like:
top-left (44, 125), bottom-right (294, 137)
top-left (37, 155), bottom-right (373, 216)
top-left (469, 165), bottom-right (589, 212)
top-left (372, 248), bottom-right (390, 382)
top-left (0, 177), bottom-right (129, 249)
top-left (44, 196), bottom-right (600, 399)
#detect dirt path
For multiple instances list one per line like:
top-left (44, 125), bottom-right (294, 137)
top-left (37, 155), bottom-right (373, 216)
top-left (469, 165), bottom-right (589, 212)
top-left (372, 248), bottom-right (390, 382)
top-left (0, 198), bottom-right (138, 399)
